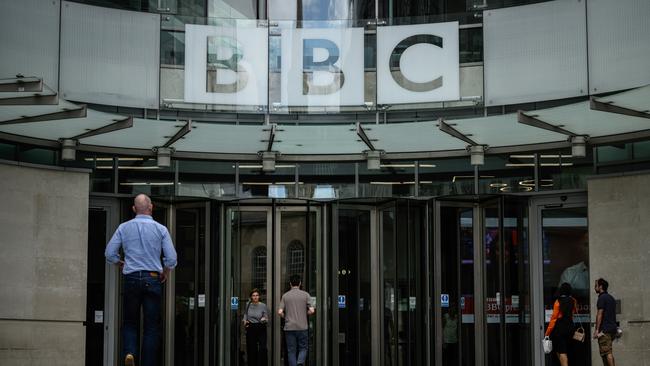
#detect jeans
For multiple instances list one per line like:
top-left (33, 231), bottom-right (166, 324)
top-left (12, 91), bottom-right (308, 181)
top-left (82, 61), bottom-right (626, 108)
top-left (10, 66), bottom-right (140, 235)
top-left (122, 271), bottom-right (163, 366)
top-left (285, 330), bottom-right (309, 366)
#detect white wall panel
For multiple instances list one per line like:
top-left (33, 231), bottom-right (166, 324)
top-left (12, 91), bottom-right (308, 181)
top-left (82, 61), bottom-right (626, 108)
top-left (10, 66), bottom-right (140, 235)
top-left (0, 0), bottom-right (60, 90)
top-left (588, 0), bottom-right (650, 94)
top-left (60, 1), bottom-right (160, 108)
top-left (484, 0), bottom-right (588, 106)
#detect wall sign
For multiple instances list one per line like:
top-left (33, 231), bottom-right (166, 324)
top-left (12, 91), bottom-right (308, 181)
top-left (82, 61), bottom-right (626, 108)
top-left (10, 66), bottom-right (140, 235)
top-left (377, 22), bottom-right (459, 104)
top-left (184, 24), bottom-right (268, 106)
top-left (184, 22), bottom-right (459, 107)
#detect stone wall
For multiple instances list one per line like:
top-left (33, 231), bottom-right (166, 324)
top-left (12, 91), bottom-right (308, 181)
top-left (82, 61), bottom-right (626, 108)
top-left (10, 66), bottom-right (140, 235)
top-left (0, 162), bottom-right (89, 366)
top-left (588, 172), bottom-right (650, 365)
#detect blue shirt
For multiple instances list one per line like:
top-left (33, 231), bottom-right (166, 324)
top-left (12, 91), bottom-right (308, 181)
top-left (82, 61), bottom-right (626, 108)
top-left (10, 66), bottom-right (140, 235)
top-left (105, 214), bottom-right (177, 274)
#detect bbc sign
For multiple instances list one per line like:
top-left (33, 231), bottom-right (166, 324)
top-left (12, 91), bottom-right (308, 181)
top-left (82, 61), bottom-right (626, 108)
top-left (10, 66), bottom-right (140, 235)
top-left (184, 22), bottom-right (459, 107)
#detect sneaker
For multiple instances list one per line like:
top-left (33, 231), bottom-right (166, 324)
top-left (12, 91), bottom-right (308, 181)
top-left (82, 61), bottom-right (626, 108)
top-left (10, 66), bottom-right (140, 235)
top-left (125, 354), bottom-right (135, 366)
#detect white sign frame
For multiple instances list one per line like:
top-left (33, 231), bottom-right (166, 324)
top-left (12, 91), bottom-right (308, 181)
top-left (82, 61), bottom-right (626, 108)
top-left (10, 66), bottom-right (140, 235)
top-left (377, 22), bottom-right (460, 105)
top-left (184, 24), bottom-right (268, 106)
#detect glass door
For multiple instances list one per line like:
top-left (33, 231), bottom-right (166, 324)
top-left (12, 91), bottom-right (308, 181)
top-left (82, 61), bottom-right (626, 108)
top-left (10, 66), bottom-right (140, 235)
top-left (223, 207), bottom-right (272, 366)
top-left (381, 200), bottom-right (428, 366)
top-left (172, 204), bottom-right (208, 366)
top-left (436, 202), bottom-right (476, 366)
top-left (222, 204), bottom-right (322, 366)
top-left (531, 195), bottom-right (590, 366)
top-left (87, 197), bottom-right (120, 366)
top-left (331, 206), bottom-right (376, 366)
top-left (275, 206), bottom-right (322, 366)
top-left (435, 196), bottom-right (530, 366)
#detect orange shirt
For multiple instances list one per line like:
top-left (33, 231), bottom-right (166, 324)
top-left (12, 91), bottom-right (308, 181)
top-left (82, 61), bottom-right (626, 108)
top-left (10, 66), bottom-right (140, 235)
top-left (545, 297), bottom-right (578, 337)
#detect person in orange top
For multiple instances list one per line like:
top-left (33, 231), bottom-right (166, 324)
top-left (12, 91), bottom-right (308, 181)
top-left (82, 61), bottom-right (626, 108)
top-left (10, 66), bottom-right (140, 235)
top-left (545, 282), bottom-right (578, 366)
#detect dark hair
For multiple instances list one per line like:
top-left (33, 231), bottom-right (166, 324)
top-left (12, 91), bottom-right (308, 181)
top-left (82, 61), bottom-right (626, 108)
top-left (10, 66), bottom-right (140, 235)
top-left (557, 282), bottom-right (574, 318)
top-left (596, 278), bottom-right (609, 292)
top-left (558, 282), bottom-right (573, 297)
top-left (290, 274), bottom-right (301, 287)
top-left (250, 288), bottom-right (260, 297)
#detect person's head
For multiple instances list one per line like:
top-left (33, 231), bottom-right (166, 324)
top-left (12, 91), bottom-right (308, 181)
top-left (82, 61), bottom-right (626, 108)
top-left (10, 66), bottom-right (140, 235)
top-left (289, 274), bottom-right (301, 287)
top-left (250, 288), bottom-right (261, 303)
top-left (558, 282), bottom-right (573, 297)
top-left (595, 278), bottom-right (609, 294)
top-left (132, 194), bottom-right (153, 215)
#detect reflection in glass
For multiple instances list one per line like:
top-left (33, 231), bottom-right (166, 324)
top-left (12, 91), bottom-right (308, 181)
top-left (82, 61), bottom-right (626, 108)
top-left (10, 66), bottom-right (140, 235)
top-left (280, 210), bottom-right (319, 366)
top-left (228, 210), bottom-right (269, 366)
top-left (174, 208), bottom-right (206, 366)
top-left (440, 206), bottom-right (474, 366)
top-left (542, 207), bottom-right (591, 366)
top-left (337, 209), bottom-right (372, 366)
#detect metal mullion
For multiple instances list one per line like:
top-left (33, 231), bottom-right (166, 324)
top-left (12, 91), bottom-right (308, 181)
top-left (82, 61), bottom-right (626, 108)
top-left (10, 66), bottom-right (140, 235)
top-left (456, 207), bottom-right (462, 366)
top-left (424, 200), bottom-right (431, 366)
top-left (320, 203), bottom-right (328, 366)
top-left (433, 200), bottom-right (443, 366)
top-left (498, 198), bottom-right (507, 366)
top-left (194, 208), bottom-right (199, 366)
top-left (473, 204), bottom-right (485, 366)
top-left (203, 202), bottom-right (211, 366)
top-left (331, 204), bottom-right (340, 366)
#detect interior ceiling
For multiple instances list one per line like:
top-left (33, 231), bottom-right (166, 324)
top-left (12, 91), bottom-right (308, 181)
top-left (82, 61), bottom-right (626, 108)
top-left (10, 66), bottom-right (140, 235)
top-left (0, 77), bottom-right (649, 161)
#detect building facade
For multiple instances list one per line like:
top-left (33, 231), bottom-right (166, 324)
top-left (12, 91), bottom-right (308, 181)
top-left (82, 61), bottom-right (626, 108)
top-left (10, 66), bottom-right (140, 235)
top-left (1, 0), bottom-right (650, 366)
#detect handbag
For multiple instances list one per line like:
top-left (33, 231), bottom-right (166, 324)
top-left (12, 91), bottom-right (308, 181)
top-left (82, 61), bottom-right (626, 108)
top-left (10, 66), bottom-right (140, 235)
top-left (543, 336), bottom-right (553, 354)
top-left (573, 324), bottom-right (585, 342)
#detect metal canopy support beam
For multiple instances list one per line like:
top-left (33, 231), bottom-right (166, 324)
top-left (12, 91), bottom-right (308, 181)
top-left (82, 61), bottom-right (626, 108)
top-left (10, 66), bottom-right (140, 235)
top-left (517, 110), bottom-right (577, 136)
top-left (438, 118), bottom-right (478, 145)
top-left (163, 120), bottom-right (192, 148)
top-left (590, 96), bottom-right (650, 120)
top-left (0, 77), bottom-right (43, 92)
top-left (265, 123), bottom-right (277, 152)
top-left (72, 116), bottom-right (134, 140)
top-left (356, 122), bottom-right (376, 151)
top-left (0, 92), bottom-right (58, 106)
top-left (0, 105), bottom-right (87, 125)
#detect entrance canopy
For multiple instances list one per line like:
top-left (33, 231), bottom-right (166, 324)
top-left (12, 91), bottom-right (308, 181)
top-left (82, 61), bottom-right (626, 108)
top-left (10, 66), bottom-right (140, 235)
top-left (1, 78), bottom-right (649, 161)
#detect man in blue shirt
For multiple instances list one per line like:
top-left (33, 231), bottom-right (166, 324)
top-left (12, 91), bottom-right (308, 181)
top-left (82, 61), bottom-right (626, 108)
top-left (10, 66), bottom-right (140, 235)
top-left (593, 278), bottom-right (617, 366)
top-left (105, 194), bottom-right (177, 366)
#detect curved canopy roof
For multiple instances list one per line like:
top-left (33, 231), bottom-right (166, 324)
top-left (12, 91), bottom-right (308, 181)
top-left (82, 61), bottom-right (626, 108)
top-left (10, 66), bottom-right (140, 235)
top-left (1, 77), bottom-right (649, 161)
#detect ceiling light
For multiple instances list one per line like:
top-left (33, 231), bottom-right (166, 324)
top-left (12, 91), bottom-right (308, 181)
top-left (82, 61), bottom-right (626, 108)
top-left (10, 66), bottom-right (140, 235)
top-left (261, 151), bottom-right (277, 172)
top-left (365, 150), bottom-right (382, 171)
top-left (571, 135), bottom-right (588, 158)
top-left (61, 139), bottom-right (77, 161)
top-left (469, 145), bottom-right (487, 166)
top-left (155, 147), bottom-right (173, 168)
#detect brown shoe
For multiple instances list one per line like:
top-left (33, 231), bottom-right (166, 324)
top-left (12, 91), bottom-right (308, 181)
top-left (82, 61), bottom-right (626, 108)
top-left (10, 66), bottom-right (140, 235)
top-left (125, 354), bottom-right (135, 366)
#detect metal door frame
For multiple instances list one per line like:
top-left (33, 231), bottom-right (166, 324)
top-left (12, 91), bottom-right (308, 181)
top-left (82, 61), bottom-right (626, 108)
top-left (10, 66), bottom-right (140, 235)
top-left (273, 205), bottom-right (323, 366)
top-left (167, 201), bottom-right (211, 366)
top-left (529, 193), bottom-right (587, 366)
top-left (90, 196), bottom-right (120, 366)
top-left (220, 205), bottom-right (272, 366)
top-left (331, 204), bottom-right (381, 366)
top-left (433, 197), bottom-right (503, 366)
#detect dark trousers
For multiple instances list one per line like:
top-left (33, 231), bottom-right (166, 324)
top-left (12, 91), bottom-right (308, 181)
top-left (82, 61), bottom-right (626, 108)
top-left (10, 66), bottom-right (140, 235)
top-left (122, 271), bottom-right (163, 366)
top-left (246, 323), bottom-right (268, 366)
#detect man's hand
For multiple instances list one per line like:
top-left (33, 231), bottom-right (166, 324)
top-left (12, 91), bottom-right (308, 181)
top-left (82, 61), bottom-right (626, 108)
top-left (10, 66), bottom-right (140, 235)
top-left (161, 267), bottom-right (171, 283)
top-left (308, 306), bottom-right (315, 315)
top-left (278, 308), bottom-right (284, 317)
top-left (118, 260), bottom-right (125, 269)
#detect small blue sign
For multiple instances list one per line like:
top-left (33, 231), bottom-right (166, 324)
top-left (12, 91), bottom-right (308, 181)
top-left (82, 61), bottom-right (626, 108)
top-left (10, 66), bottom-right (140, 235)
top-left (231, 296), bottom-right (239, 310)
top-left (441, 294), bottom-right (450, 308)
top-left (338, 295), bottom-right (346, 309)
